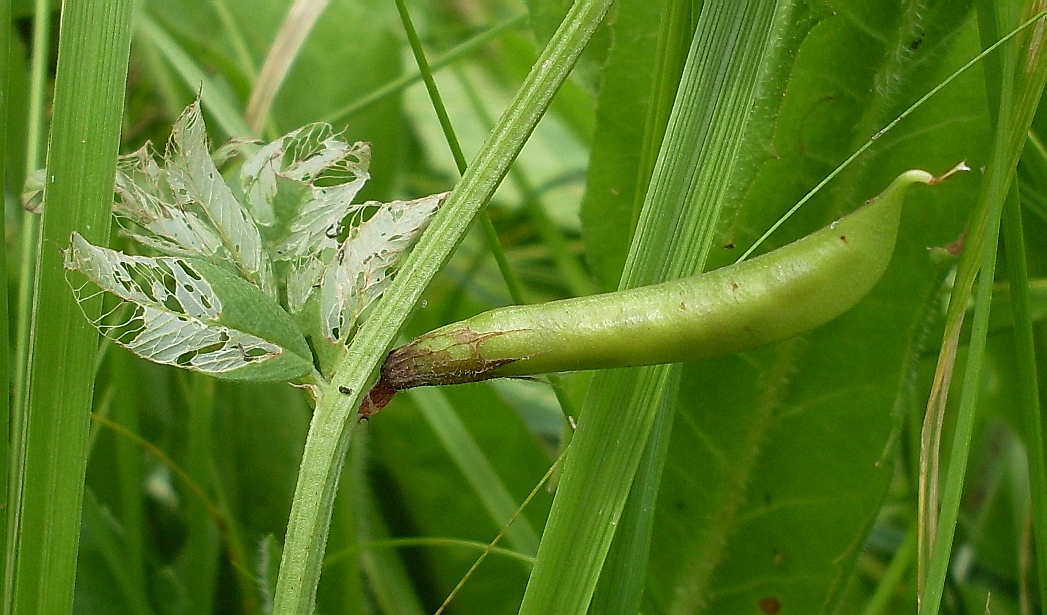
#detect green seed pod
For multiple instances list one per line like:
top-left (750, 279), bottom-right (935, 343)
top-left (379, 169), bottom-right (940, 395)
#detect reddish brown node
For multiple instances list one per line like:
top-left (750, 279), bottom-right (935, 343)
top-left (358, 379), bottom-right (397, 420)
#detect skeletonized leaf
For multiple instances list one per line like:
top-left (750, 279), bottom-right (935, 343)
top-left (65, 233), bottom-right (313, 382)
top-left (164, 101), bottom-right (276, 296)
top-left (318, 192), bottom-right (447, 342)
top-left (239, 122), bottom-right (369, 238)
top-left (238, 124), bottom-right (373, 313)
top-left (114, 145), bottom-right (226, 259)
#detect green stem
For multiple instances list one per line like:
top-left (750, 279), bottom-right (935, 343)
top-left (270, 1), bottom-right (615, 612)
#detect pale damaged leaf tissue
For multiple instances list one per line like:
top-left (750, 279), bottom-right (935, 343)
top-left (319, 192), bottom-right (447, 342)
top-left (54, 100), bottom-right (445, 383)
top-left (237, 123), bottom-right (374, 314)
top-left (65, 233), bottom-right (311, 382)
top-left (115, 101), bottom-right (276, 297)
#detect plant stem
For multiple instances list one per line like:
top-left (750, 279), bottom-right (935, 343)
top-left (270, 1), bottom-right (614, 612)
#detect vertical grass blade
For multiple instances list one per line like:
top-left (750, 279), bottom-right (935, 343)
top-left (919, 1), bottom-right (1047, 612)
top-left (5, 1), bottom-right (134, 614)
top-left (0, 0), bottom-right (10, 594)
top-left (395, 0), bottom-right (525, 303)
top-left (270, 1), bottom-right (614, 612)
top-left (998, 185), bottom-right (1047, 611)
top-left (518, 2), bottom-right (794, 613)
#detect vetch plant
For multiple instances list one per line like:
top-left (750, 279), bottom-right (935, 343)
top-left (55, 101), bottom-right (447, 391)
top-left (15, 1), bottom-right (1045, 613)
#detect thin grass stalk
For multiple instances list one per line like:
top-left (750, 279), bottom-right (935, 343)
top-left (999, 184), bottom-right (1047, 611)
top-left (395, 0), bottom-right (525, 304)
top-left (518, 3), bottom-right (793, 612)
top-left (920, 189), bottom-right (1002, 615)
top-left (323, 13), bottom-right (528, 125)
top-left (917, 3), bottom-right (1022, 591)
top-left (270, 1), bottom-right (614, 612)
top-left (0, 0), bottom-right (10, 595)
top-left (919, 2), bottom-right (1047, 611)
top-left (6, 1), bottom-right (134, 613)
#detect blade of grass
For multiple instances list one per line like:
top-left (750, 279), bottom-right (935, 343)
top-left (919, 2), bottom-right (1047, 612)
top-left (0, 0), bottom-right (9, 594)
top-left (517, 3), bottom-right (795, 613)
top-left (408, 387), bottom-right (540, 556)
top-left (994, 7), bottom-right (1047, 612)
top-left (6, 1), bottom-right (134, 613)
top-left (270, 1), bottom-right (614, 612)
top-left (395, 0), bottom-right (525, 304)
top-left (999, 182), bottom-right (1047, 612)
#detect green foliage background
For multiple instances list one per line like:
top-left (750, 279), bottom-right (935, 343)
top-left (4, 0), bottom-right (1047, 613)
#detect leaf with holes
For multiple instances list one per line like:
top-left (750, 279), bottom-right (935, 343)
top-left (236, 123), bottom-right (373, 313)
top-left (65, 232), bottom-right (314, 382)
top-left (114, 101), bottom-right (276, 297)
top-left (318, 192), bottom-right (447, 342)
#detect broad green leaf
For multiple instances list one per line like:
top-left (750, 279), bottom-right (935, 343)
top-left (65, 233), bottom-right (313, 382)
